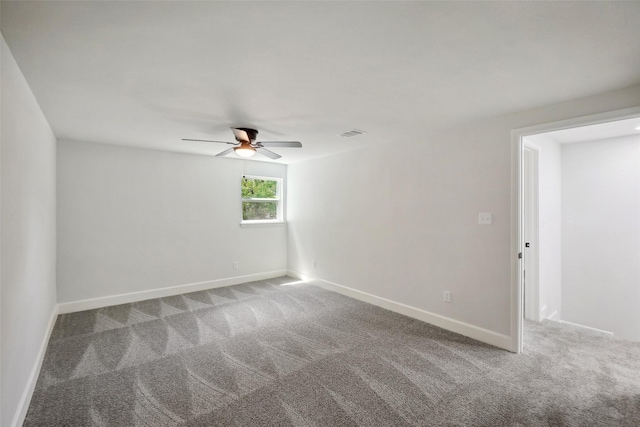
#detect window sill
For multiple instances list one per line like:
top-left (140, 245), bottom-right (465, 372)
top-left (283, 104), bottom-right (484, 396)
top-left (240, 220), bottom-right (286, 228)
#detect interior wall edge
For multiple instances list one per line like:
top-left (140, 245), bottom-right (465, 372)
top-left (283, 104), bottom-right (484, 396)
top-left (2, 33), bottom-right (58, 427)
top-left (10, 305), bottom-right (58, 427)
top-left (57, 270), bottom-right (288, 314)
top-left (287, 270), bottom-right (512, 352)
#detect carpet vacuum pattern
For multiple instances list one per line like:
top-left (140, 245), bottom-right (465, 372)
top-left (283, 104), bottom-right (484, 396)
top-left (25, 277), bottom-right (640, 426)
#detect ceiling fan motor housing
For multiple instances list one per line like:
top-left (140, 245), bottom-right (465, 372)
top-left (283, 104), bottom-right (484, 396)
top-left (235, 128), bottom-right (258, 142)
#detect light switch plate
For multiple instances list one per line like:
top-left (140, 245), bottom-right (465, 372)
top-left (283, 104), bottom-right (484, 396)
top-left (478, 212), bottom-right (492, 225)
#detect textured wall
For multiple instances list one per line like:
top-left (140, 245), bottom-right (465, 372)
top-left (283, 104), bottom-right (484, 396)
top-left (528, 133), bottom-right (563, 321)
top-left (562, 135), bottom-right (640, 340)
top-left (1, 36), bottom-right (58, 427)
top-left (57, 140), bottom-right (287, 303)
top-left (287, 85), bottom-right (640, 339)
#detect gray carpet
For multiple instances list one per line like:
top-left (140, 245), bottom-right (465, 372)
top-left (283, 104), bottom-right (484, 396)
top-left (25, 277), bottom-right (640, 426)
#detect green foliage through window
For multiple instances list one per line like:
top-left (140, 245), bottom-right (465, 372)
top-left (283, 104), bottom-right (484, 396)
top-left (241, 177), bottom-right (279, 221)
top-left (241, 177), bottom-right (277, 199)
top-left (243, 201), bottom-right (277, 220)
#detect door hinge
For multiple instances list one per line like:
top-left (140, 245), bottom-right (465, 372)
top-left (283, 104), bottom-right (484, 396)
top-left (518, 252), bottom-right (522, 259)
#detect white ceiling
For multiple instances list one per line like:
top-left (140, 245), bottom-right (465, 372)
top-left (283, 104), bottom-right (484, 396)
top-left (541, 116), bottom-right (640, 144)
top-left (2, 1), bottom-right (640, 163)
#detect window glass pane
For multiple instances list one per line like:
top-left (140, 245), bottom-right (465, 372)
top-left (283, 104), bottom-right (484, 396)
top-left (241, 177), bottom-right (277, 199)
top-left (243, 201), bottom-right (278, 220)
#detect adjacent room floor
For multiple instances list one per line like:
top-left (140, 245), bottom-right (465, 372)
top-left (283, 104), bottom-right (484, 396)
top-left (25, 277), bottom-right (640, 426)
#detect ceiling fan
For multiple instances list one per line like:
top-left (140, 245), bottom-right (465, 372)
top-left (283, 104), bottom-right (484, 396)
top-left (182, 128), bottom-right (302, 159)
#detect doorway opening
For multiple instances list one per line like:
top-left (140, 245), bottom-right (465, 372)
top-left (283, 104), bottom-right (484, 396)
top-left (511, 107), bottom-right (640, 354)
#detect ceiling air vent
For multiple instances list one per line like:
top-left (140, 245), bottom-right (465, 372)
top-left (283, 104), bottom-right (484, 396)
top-left (339, 129), bottom-right (366, 138)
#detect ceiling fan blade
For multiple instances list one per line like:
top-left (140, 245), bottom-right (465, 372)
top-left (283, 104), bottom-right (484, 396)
top-left (182, 138), bottom-right (235, 145)
top-left (256, 147), bottom-right (281, 159)
top-left (231, 128), bottom-right (250, 142)
top-left (215, 148), bottom-right (235, 157)
top-left (258, 141), bottom-right (302, 148)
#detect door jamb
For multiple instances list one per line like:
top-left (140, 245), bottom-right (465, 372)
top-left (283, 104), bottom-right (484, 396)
top-left (510, 106), bottom-right (640, 354)
top-left (522, 141), bottom-right (540, 322)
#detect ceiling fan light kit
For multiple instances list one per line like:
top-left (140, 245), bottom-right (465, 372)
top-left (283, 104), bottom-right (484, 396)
top-left (234, 142), bottom-right (256, 158)
top-left (182, 128), bottom-right (302, 160)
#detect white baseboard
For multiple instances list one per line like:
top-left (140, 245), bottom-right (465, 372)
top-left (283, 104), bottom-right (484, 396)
top-left (287, 271), bottom-right (512, 351)
top-left (12, 305), bottom-right (59, 427)
top-left (558, 319), bottom-right (614, 336)
top-left (58, 270), bottom-right (288, 314)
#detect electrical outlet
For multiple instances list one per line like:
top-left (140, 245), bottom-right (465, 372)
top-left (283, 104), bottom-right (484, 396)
top-left (233, 261), bottom-right (238, 270)
top-left (443, 291), bottom-right (452, 303)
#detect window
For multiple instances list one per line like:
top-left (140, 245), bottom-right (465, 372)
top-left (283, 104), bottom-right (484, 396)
top-left (241, 175), bottom-right (283, 224)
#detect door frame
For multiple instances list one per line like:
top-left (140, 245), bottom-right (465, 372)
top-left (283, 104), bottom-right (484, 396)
top-left (522, 141), bottom-right (540, 322)
top-left (510, 106), bottom-right (640, 354)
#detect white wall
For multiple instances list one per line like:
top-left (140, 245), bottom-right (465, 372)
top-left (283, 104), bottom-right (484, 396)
top-left (561, 135), bottom-right (640, 341)
top-left (1, 35), bottom-right (58, 427)
top-left (57, 140), bottom-right (287, 303)
top-left (527, 134), bottom-right (563, 320)
top-left (289, 131), bottom-right (512, 335)
top-left (288, 84), bottom-right (640, 343)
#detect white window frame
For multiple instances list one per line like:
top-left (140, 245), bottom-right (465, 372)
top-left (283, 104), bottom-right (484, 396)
top-left (240, 175), bottom-right (284, 226)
